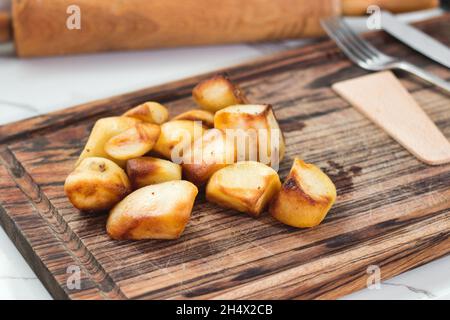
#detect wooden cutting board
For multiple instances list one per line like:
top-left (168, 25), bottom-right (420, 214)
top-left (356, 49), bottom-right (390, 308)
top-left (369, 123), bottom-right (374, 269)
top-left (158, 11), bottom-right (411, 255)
top-left (0, 15), bottom-right (449, 300)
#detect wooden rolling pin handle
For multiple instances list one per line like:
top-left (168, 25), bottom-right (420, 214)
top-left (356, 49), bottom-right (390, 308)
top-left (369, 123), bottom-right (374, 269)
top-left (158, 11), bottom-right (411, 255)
top-left (0, 11), bottom-right (12, 43)
top-left (341, 0), bottom-right (439, 16)
top-left (3, 0), bottom-right (440, 56)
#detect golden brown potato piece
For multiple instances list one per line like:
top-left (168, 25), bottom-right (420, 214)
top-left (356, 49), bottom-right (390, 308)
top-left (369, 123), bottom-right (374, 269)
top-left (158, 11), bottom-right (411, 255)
top-left (104, 123), bottom-right (160, 161)
top-left (173, 109), bottom-right (214, 128)
top-left (269, 158), bottom-right (337, 228)
top-left (65, 157), bottom-right (131, 212)
top-left (106, 180), bottom-right (198, 240)
top-left (182, 129), bottom-right (236, 186)
top-left (193, 74), bottom-right (247, 113)
top-left (76, 117), bottom-right (142, 168)
top-left (206, 161), bottom-right (281, 217)
top-left (152, 120), bottom-right (204, 161)
top-left (126, 157), bottom-right (182, 189)
top-left (214, 104), bottom-right (285, 165)
top-left (123, 102), bottom-right (169, 124)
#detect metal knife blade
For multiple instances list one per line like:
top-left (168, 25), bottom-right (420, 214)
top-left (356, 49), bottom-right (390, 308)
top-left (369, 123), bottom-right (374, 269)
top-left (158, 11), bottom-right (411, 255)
top-left (381, 11), bottom-right (450, 68)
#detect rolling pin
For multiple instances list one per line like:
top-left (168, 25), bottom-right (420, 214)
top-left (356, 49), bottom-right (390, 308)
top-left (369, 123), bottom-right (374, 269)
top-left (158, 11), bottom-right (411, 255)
top-left (0, 0), bottom-right (439, 57)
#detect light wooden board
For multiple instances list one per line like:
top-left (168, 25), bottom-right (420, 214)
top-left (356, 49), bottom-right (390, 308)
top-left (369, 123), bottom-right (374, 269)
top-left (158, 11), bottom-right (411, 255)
top-left (0, 15), bottom-right (449, 300)
top-left (333, 71), bottom-right (450, 165)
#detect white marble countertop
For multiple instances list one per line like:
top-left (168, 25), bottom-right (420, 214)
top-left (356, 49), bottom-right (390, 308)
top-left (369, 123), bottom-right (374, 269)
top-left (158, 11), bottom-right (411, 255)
top-left (0, 7), bottom-right (448, 299)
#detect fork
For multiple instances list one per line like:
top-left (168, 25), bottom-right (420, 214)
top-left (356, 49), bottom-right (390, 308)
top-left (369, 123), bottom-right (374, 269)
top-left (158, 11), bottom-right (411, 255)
top-left (320, 17), bottom-right (450, 93)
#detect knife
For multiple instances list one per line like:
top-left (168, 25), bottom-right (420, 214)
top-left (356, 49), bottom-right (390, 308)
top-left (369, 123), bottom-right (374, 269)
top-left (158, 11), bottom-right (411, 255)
top-left (380, 11), bottom-right (450, 68)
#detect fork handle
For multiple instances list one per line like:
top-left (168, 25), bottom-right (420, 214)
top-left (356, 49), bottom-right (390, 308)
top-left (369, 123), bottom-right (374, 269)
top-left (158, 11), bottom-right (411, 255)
top-left (396, 62), bottom-right (450, 93)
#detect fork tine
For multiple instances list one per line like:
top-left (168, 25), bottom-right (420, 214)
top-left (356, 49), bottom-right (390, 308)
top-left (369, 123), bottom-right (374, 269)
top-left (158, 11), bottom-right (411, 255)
top-left (338, 19), bottom-right (388, 64)
top-left (335, 19), bottom-right (378, 62)
top-left (321, 17), bottom-right (450, 92)
top-left (321, 18), bottom-right (370, 67)
top-left (320, 19), bottom-right (356, 61)
top-left (334, 26), bottom-right (373, 63)
top-left (337, 18), bottom-right (390, 62)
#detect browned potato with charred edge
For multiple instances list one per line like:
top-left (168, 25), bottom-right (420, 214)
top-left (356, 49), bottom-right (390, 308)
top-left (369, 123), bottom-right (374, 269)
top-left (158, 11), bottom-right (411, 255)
top-left (76, 117), bottom-right (142, 168)
top-left (127, 157), bottom-right (182, 189)
top-left (65, 157), bottom-right (131, 212)
top-left (106, 180), bottom-right (198, 240)
top-left (173, 109), bottom-right (215, 128)
top-left (152, 120), bottom-right (204, 161)
top-left (123, 102), bottom-right (169, 124)
top-left (193, 74), bottom-right (247, 113)
top-left (214, 104), bottom-right (285, 164)
top-left (269, 158), bottom-right (337, 228)
top-left (104, 123), bottom-right (160, 161)
top-left (182, 128), bottom-right (235, 186)
top-left (206, 161), bottom-right (281, 217)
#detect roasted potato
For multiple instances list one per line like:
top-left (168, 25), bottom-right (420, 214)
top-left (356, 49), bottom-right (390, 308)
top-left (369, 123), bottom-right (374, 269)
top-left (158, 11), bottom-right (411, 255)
top-left (269, 158), bottom-right (336, 228)
top-left (152, 120), bottom-right (204, 161)
top-left (173, 109), bottom-right (215, 128)
top-left (214, 104), bottom-right (285, 165)
top-left (182, 128), bottom-right (236, 186)
top-left (65, 157), bottom-right (131, 212)
top-left (123, 101), bottom-right (169, 124)
top-left (193, 74), bottom-right (247, 113)
top-left (104, 123), bottom-right (160, 161)
top-left (206, 161), bottom-right (281, 217)
top-left (106, 180), bottom-right (198, 240)
top-left (126, 157), bottom-right (182, 189)
top-left (76, 116), bottom-right (142, 168)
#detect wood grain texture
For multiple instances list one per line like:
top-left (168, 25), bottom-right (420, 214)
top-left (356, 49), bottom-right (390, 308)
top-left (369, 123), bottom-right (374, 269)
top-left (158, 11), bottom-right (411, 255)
top-left (0, 15), bottom-right (449, 300)
top-left (0, 11), bottom-right (11, 43)
top-left (333, 71), bottom-right (450, 165)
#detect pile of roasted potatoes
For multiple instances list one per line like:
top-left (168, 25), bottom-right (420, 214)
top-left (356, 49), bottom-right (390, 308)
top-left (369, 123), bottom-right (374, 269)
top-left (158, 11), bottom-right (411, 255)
top-left (65, 75), bottom-right (337, 240)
